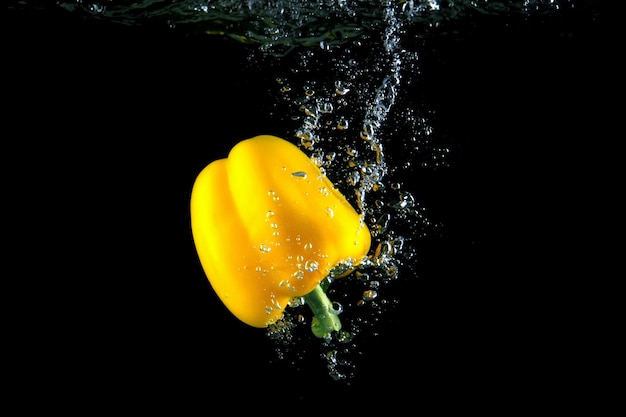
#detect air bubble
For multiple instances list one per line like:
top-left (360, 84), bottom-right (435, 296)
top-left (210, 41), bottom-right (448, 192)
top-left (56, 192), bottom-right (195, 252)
top-left (335, 80), bottom-right (350, 95)
top-left (347, 171), bottom-right (360, 186)
top-left (296, 129), bottom-right (313, 141)
top-left (270, 295), bottom-right (282, 310)
top-left (360, 122), bottom-right (374, 141)
top-left (336, 330), bottom-right (352, 343)
top-left (304, 259), bottom-right (319, 272)
top-left (300, 137), bottom-right (315, 149)
top-left (320, 101), bottom-right (333, 114)
top-left (331, 301), bottom-right (343, 314)
top-left (337, 117), bottom-right (349, 130)
top-left (310, 149), bottom-right (324, 166)
top-left (363, 290), bottom-right (377, 301)
top-left (355, 271), bottom-right (369, 282)
top-left (325, 207), bottom-right (334, 218)
top-left (376, 213), bottom-right (391, 234)
top-left (259, 244), bottom-right (272, 253)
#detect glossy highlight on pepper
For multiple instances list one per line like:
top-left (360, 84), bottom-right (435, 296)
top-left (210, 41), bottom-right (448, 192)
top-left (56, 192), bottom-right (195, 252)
top-left (190, 135), bottom-right (371, 336)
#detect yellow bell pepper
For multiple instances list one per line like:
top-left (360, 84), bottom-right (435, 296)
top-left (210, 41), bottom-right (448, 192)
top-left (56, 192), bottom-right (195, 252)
top-left (190, 135), bottom-right (371, 338)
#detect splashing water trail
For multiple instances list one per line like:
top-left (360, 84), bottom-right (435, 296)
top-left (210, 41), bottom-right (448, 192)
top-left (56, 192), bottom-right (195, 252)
top-left (262, 0), bottom-right (431, 381)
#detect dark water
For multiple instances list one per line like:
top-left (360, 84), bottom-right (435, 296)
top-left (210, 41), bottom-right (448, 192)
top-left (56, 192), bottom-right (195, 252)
top-left (8, 0), bottom-right (613, 410)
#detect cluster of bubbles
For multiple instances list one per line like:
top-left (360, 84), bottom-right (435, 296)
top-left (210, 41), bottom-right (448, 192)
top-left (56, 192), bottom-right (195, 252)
top-left (262, 0), bottom-right (438, 382)
top-left (253, 0), bottom-right (567, 381)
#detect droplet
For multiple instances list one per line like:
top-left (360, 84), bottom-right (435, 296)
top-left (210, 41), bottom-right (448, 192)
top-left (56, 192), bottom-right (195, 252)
top-left (325, 207), bottom-right (335, 218)
top-left (259, 244), bottom-right (272, 253)
top-left (291, 171), bottom-right (307, 179)
top-left (265, 210), bottom-right (275, 219)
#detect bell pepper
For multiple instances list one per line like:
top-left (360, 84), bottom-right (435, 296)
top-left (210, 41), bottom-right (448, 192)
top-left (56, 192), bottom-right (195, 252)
top-left (190, 135), bottom-right (371, 338)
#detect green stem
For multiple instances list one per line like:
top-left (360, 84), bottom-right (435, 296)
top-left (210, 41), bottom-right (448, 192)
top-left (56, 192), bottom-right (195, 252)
top-left (304, 284), bottom-right (341, 338)
top-left (303, 283), bottom-right (342, 338)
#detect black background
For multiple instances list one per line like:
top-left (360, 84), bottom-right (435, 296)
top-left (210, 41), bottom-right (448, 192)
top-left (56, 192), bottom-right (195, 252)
top-left (7, 1), bottom-right (613, 411)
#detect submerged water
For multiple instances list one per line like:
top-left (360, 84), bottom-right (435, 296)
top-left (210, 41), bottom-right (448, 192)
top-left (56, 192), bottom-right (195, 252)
top-left (8, 0), bottom-right (609, 400)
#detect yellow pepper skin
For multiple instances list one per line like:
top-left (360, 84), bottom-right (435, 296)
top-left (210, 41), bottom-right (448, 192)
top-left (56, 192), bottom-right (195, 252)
top-left (190, 135), bottom-right (371, 335)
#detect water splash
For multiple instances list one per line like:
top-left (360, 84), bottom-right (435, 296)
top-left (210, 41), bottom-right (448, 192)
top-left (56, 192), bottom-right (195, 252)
top-left (51, 1), bottom-right (569, 54)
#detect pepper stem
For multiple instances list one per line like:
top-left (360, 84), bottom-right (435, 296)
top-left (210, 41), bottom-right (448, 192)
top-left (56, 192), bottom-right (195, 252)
top-left (303, 283), bottom-right (342, 338)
